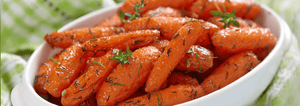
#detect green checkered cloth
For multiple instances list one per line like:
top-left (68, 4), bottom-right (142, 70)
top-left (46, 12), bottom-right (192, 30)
top-left (1, 0), bottom-right (300, 105)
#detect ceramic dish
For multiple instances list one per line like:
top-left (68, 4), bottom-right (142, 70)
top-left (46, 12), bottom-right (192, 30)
top-left (11, 3), bottom-right (292, 106)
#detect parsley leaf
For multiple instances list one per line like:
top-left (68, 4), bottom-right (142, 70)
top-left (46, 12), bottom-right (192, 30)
top-left (109, 43), bottom-right (134, 67)
top-left (210, 9), bottom-right (240, 28)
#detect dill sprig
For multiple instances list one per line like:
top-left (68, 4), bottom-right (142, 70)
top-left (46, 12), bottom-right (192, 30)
top-left (109, 43), bottom-right (134, 67)
top-left (210, 9), bottom-right (240, 28)
top-left (119, 0), bottom-right (146, 22)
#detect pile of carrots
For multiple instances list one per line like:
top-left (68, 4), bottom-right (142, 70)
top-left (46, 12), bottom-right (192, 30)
top-left (34, 0), bottom-right (277, 105)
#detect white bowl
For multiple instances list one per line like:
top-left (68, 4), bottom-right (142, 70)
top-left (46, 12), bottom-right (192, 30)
top-left (11, 4), bottom-right (292, 106)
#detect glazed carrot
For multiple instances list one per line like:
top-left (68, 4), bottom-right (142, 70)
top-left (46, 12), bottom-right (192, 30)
top-left (175, 45), bottom-right (214, 73)
top-left (45, 43), bottom-right (87, 98)
top-left (34, 52), bottom-right (61, 95)
top-left (200, 51), bottom-right (259, 94)
top-left (145, 21), bottom-right (206, 92)
top-left (96, 46), bottom-right (161, 106)
top-left (167, 72), bottom-right (199, 86)
top-left (95, 14), bottom-right (123, 27)
top-left (147, 40), bottom-right (170, 52)
top-left (124, 17), bottom-right (190, 40)
top-left (78, 94), bottom-right (97, 106)
top-left (188, 0), bottom-right (261, 20)
top-left (253, 46), bottom-right (274, 61)
top-left (44, 27), bottom-right (124, 49)
top-left (118, 85), bottom-right (206, 106)
top-left (211, 28), bottom-right (277, 53)
top-left (124, 17), bottom-right (219, 46)
top-left (82, 30), bottom-right (160, 56)
top-left (195, 59), bottom-right (221, 82)
top-left (243, 3), bottom-right (262, 20)
top-left (119, 0), bottom-right (196, 15)
top-left (61, 50), bottom-right (119, 106)
top-left (212, 47), bottom-right (234, 63)
top-left (142, 7), bottom-right (183, 17)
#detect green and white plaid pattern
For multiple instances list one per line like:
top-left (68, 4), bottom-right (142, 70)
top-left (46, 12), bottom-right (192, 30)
top-left (1, 0), bottom-right (300, 106)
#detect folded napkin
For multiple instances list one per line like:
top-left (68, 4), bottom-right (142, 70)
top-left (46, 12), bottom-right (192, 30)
top-left (1, 0), bottom-right (300, 105)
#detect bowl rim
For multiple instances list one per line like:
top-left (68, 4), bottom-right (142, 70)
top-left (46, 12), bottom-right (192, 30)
top-left (20, 3), bottom-right (286, 106)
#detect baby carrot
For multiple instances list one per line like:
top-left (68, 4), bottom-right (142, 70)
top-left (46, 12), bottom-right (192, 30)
top-left (145, 21), bottom-right (205, 92)
top-left (211, 28), bottom-right (277, 53)
top-left (124, 17), bottom-right (219, 46)
top-left (166, 72), bottom-right (199, 86)
top-left (45, 43), bottom-right (87, 98)
top-left (77, 94), bottom-right (97, 106)
top-left (61, 50), bottom-right (119, 106)
top-left (118, 84), bottom-right (206, 106)
top-left (189, 0), bottom-right (260, 20)
top-left (243, 3), bottom-right (262, 20)
top-left (34, 52), bottom-right (61, 95)
top-left (147, 40), bottom-right (170, 52)
top-left (82, 30), bottom-right (160, 56)
top-left (118, 0), bottom-right (196, 15)
top-left (175, 45), bottom-right (214, 73)
top-left (44, 27), bottom-right (124, 49)
top-left (142, 7), bottom-right (183, 17)
top-left (95, 14), bottom-right (124, 27)
top-left (96, 46), bottom-right (161, 106)
top-left (200, 51), bottom-right (259, 94)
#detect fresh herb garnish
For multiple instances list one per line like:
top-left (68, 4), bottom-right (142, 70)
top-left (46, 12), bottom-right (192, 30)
top-left (56, 67), bottom-right (67, 72)
top-left (92, 61), bottom-right (104, 67)
top-left (137, 61), bottom-right (142, 77)
top-left (119, 0), bottom-right (146, 23)
top-left (156, 93), bottom-right (163, 106)
top-left (195, 53), bottom-right (203, 73)
top-left (210, 9), bottom-right (239, 28)
top-left (203, 57), bottom-right (218, 60)
top-left (88, 27), bottom-right (97, 36)
top-left (110, 82), bottom-right (127, 86)
top-left (62, 89), bottom-right (66, 96)
top-left (186, 58), bottom-right (190, 67)
top-left (50, 57), bottom-right (58, 64)
top-left (109, 43), bottom-right (134, 67)
top-left (187, 47), bottom-right (193, 53)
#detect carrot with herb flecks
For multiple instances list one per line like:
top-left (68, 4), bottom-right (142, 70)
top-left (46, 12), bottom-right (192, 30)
top-left (147, 40), bottom-right (170, 52)
top-left (142, 7), bottom-right (183, 17)
top-left (175, 45), bottom-right (214, 73)
top-left (212, 47), bottom-right (234, 63)
top-left (82, 30), bottom-right (160, 57)
top-left (200, 51), bottom-right (259, 94)
top-left (145, 21), bottom-right (206, 92)
top-left (34, 52), bottom-right (61, 95)
top-left (95, 14), bottom-right (124, 27)
top-left (61, 50), bottom-right (119, 106)
top-left (78, 94), bottom-right (97, 106)
top-left (124, 17), bottom-right (219, 46)
top-left (167, 72), bottom-right (199, 86)
top-left (118, 84), bottom-right (205, 106)
top-left (119, 0), bottom-right (196, 15)
top-left (96, 46), bottom-right (161, 106)
top-left (44, 27), bottom-right (124, 49)
top-left (45, 43), bottom-right (87, 98)
top-left (211, 28), bottom-right (277, 53)
top-left (188, 0), bottom-right (261, 20)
